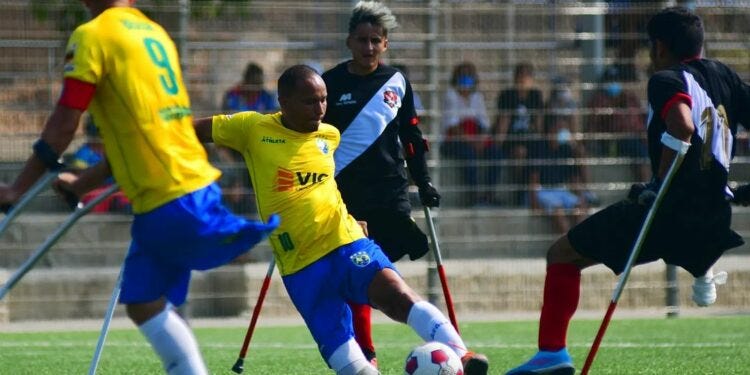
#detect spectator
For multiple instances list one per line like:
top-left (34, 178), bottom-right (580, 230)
top-left (585, 64), bottom-right (650, 181)
top-left (222, 62), bottom-right (279, 113)
top-left (440, 61), bottom-right (491, 206)
top-left (493, 62), bottom-right (544, 206)
top-left (64, 117), bottom-right (130, 213)
top-left (528, 114), bottom-right (591, 234)
top-left (216, 62), bottom-right (280, 214)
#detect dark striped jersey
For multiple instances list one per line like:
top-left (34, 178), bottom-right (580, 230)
top-left (646, 58), bottom-right (750, 198)
top-left (322, 62), bottom-right (431, 216)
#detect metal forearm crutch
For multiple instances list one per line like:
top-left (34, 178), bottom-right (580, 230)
top-left (0, 183), bottom-right (119, 301)
top-left (232, 258), bottom-right (276, 374)
top-left (581, 149), bottom-right (687, 375)
top-left (88, 263), bottom-right (123, 375)
top-left (423, 206), bottom-right (460, 333)
top-left (0, 172), bottom-right (58, 238)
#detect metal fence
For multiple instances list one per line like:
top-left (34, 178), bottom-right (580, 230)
top-left (1, 1), bottom-right (750, 320)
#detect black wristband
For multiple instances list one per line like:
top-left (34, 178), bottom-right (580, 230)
top-left (32, 139), bottom-right (64, 171)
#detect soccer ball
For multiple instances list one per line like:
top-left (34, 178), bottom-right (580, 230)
top-left (403, 341), bottom-right (464, 375)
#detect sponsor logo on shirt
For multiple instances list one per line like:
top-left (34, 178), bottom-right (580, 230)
top-left (336, 93), bottom-right (356, 106)
top-left (262, 136), bottom-right (286, 144)
top-left (63, 44), bottom-right (76, 72)
top-left (350, 251), bottom-right (372, 267)
top-left (275, 167), bottom-right (329, 192)
top-left (383, 90), bottom-right (398, 108)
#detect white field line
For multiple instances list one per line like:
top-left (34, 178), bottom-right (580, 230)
top-left (0, 340), bottom-right (743, 350)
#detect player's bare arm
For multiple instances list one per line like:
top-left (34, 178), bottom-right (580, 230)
top-left (193, 117), bottom-right (215, 143)
top-left (2, 104), bottom-right (83, 206)
top-left (658, 102), bottom-right (694, 178)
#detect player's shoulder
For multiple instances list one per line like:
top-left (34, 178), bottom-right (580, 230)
top-left (318, 122), bottom-right (341, 136)
top-left (322, 62), bottom-right (348, 81)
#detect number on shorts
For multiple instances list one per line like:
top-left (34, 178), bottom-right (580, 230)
top-left (278, 232), bottom-right (295, 251)
top-left (144, 38), bottom-right (179, 95)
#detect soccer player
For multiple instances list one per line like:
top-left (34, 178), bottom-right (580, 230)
top-left (506, 7), bottom-right (749, 374)
top-left (321, 2), bottom-right (440, 366)
top-left (0, 1), bottom-right (279, 373)
top-left (194, 65), bottom-right (488, 375)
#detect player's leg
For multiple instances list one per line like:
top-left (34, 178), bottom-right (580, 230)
top-left (339, 239), bottom-right (488, 374)
top-left (120, 242), bottom-right (208, 375)
top-left (281, 253), bottom-right (378, 375)
top-left (506, 236), bottom-right (594, 375)
top-left (507, 200), bottom-right (655, 375)
top-left (368, 268), bottom-right (488, 374)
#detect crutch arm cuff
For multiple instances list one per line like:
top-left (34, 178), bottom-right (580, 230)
top-left (660, 132), bottom-right (691, 155)
top-left (32, 139), bottom-right (65, 171)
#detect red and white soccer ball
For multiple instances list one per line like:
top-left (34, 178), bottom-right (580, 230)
top-left (403, 341), bottom-right (464, 375)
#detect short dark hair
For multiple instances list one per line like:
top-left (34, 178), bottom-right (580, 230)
top-left (647, 6), bottom-right (703, 60)
top-left (514, 62), bottom-right (534, 80)
top-left (243, 62), bottom-right (264, 85)
top-left (277, 64), bottom-right (320, 97)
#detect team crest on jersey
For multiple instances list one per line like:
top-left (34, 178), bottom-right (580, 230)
top-left (383, 90), bottom-right (398, 108)
top-left (316, 138), bottom-right (329, 154)
top-left (350, 251), bottom-right (371, 267)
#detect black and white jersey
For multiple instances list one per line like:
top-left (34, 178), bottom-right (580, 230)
top-left (322, 62), bottom-right (431, 216)
top-left (646, 58), bottom-right (750, 197)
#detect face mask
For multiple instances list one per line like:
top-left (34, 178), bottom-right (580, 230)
top-left (605, 82), bottom-right (622, 97)
top-left (557, 128), bottom-right (572, 145)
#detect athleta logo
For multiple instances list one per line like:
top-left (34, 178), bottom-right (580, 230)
top-left (336, 93), bottom-right (356, 106)
top-left (383, 90), bottom-right (398, 108)
top-left (275, 167), bottom-right (329, 192)
top-left (262, 136), bottom-right (286, 144)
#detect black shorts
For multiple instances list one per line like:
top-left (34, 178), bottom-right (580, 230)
top-left (353, 209), bottom-right (429, 262)
top-left (568, 197), bottom-right (743, 277)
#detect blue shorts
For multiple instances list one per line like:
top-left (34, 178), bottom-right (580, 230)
top-left (281, 238), bottom-right (396, 361)
top-left (119, 183), bottom-right (277, 306)
top-left (536, 188), bottom-right (580, 213)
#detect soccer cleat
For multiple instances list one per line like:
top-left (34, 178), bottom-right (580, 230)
top-left (505, 348), bottom-right (575, 375)
top-left (461, 351), bottom-right (489, 375)
top-left (692, 270), bottom-right (728, 307)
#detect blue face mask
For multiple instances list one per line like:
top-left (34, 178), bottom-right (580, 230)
top-left (605, 82), bottom-right (622, 97)
top-left (557, 128), bottom-right (572, 145)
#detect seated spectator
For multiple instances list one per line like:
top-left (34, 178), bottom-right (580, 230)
top-left (585, 65), bottom-right (649, 181)
top-left (528, 114), bottom-right (594, 234)
top-left (440, 61), bottom-right (491, 206)
top-left (492, 62), bottom-right (544, 206)
top-left (216, 61), bottom-right (280, 214)
top-left (222, 62), bottom-right (279, 113)
top-left (64, 118), bottom-right (130, 213)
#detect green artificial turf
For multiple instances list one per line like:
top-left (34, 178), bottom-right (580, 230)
top-left (0, 315), bottom-right (748, 374)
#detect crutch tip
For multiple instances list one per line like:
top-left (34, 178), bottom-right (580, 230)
top-left (231, 358), bottom-right (245, 374)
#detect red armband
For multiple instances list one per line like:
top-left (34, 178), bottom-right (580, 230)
top-left (405, 142), bottom-right (416, 157)
top-left (58, 78), bottom-right (96, 111)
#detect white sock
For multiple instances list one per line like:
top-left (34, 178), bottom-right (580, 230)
top-left (139, 308), bottom-right (208, 375)
top-left (328, 338), bottom-right (376, 375)
top-left (406, 300), bottom-right (468, 357)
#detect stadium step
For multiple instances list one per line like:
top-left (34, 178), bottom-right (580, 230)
top-left (2, 255), bottom-right (749, 322)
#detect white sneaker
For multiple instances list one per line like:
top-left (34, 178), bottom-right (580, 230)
top-left (692, 269), bottom-right (728, 307)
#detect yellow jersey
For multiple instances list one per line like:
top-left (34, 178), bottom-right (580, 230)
top-left (212, 112), bottom-right (366, 275)
top-left (63, 7), bottom-right (219, 213)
